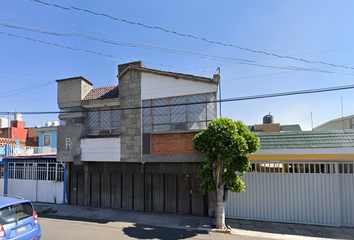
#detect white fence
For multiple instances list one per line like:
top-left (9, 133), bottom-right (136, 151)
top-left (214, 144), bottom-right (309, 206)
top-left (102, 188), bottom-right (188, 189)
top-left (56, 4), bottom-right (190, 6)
top-left (7, 161), bottom-right (64, 204)
top-left (10, 146), bottom-right (57, 156)
top-left (226, 162), bottom-right (354, 227)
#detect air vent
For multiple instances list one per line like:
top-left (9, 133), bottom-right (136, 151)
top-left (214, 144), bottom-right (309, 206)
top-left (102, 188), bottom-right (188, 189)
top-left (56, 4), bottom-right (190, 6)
top-left (99, 129), bottom-right (111, 135)
top-left (170, 123), bottom-right (187, 131)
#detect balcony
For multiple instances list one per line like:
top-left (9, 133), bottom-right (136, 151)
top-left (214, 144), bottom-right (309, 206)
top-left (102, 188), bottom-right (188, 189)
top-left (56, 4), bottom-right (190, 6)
top-left (10, 146), bottom-right (57, 157)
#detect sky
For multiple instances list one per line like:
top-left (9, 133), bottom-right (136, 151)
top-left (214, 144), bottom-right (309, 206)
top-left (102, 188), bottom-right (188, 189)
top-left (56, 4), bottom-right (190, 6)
top-left (1, 0), bottom-right (354, 130)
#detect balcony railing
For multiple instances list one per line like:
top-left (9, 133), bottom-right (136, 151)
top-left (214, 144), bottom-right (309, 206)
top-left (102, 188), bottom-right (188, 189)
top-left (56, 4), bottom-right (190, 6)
top-left (10, 146), bottom-right (57, 157)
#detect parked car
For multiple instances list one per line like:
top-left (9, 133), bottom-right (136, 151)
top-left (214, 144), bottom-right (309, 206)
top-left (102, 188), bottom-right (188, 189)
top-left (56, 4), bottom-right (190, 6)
top-left (0, 196), bottom-right (41, 239)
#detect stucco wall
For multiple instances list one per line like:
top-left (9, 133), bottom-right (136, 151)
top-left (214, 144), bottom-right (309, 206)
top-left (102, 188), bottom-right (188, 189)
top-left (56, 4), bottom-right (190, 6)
top-left (141, 72), bottom-right (217, 100)
top-left (57, 125), bottom-right (85, 163)
top-left (57, 77), bottom-right (92, 108)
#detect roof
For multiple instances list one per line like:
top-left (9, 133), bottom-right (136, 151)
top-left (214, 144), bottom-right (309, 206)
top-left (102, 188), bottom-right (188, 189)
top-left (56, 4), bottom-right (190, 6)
top-left (82, 85), bottom-right (119, 101)
top-left (280, 125), bottom-right (302, 132)
top-left (118, 65), bottom-right (217, 84)
top-left (258, 130), bottom-right (354, 149)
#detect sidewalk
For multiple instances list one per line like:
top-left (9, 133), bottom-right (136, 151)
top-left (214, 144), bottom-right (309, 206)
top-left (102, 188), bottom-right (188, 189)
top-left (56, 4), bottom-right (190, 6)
top-left (33, 203), bottom-right (354, 239)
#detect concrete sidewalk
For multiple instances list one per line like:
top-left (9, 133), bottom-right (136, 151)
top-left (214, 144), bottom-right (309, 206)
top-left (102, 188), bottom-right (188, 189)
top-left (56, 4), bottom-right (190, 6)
top-left (33, 203), bottom-right (354, 239)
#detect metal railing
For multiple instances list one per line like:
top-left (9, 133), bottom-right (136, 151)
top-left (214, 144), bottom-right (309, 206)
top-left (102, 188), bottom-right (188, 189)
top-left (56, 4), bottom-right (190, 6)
top-left (8, 161), bottom-right (64, 181)
top-left (10, 146), bottom-right (57, 156)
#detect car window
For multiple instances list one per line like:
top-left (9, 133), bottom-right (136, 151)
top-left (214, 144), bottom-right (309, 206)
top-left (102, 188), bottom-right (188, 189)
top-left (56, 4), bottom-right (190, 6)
top-left (0, 202), bottom-right (33, 225)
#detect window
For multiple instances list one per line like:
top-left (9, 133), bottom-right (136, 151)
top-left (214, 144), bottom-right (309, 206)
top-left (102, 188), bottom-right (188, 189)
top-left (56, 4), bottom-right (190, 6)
top-left (43, 134), bottom-right (51, 147)
top-left (87, 110), bottom-right (120, 136)
top-left (142, 93), bottom-right (216, 133)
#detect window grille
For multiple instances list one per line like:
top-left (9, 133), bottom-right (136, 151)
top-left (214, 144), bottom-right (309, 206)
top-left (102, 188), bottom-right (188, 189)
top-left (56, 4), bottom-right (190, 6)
top-left (0, 165), bottom-right (4, 179)
top-left (87, 110), bottom-right (120, 136)
top-left (249, 162), bottom-right (336, 174)
top-left (8, 162), bottom-right (65, 181)
top-left (339, 163), bottom-right (354, 174)
top-left (143, 93), bottom-right (216, 133)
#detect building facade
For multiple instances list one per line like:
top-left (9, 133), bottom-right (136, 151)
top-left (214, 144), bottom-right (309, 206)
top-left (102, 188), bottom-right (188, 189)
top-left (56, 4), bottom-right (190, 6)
top-left (57, 61), bottom-right (219, 214)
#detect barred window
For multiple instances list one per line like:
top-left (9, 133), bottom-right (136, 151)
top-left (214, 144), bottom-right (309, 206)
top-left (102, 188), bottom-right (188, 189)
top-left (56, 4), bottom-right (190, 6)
top-left (87, 109), bottom-right (120, 136)
top-left (0, 165), bottom-right (4, 179)
top-left (142, 93), bottom-right (216, 133)
top-left (249, 162), bottom-right (336, 174)
top-left (339, 163), bottom-right (354, 174)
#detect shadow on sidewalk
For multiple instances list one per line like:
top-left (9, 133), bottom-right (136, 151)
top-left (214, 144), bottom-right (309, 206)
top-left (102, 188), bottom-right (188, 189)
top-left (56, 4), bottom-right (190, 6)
top-left (123, 223), bottom-right (208, 240)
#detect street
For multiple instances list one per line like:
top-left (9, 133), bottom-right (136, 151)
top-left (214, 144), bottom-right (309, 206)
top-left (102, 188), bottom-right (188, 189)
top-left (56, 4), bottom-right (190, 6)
top-left (39, 216), bottom-right (273, 240)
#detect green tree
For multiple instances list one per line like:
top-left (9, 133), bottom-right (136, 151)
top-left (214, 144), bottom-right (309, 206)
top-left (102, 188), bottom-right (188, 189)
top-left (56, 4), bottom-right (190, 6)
top-left (193, 117), bottom-right (260, 229)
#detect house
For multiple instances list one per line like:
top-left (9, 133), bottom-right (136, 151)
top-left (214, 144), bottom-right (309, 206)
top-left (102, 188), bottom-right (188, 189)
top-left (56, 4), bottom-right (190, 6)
top-left (0, 114), bottom-right (38, 147)
top-left (226, 130), bottom-right (354, 227)
top-left (2, 122), bottom-right (63, 204)
top-left (314, 114), bottom-right (354, 131)
top-left (56, 61), bottom-right (219, 214)
top-left (248, 114), bottom-right (302, 133)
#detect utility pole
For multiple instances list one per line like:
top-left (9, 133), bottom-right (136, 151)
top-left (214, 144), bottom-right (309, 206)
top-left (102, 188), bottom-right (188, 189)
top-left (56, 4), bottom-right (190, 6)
top-left (217, 67), bottom-right (221, 118)
top-left (7, 111), bottom-right (10, 141)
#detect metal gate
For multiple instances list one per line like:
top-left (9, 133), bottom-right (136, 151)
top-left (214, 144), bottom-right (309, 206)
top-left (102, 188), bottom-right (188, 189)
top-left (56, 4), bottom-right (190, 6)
top-left (226, 161), bottom-right (354, 226)
top-left (7, 160), bottom-right (64, 203)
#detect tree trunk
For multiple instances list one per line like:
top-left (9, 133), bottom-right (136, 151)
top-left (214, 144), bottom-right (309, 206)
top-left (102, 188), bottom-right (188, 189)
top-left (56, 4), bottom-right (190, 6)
top-left (215, 184), bottom-right (226, 229)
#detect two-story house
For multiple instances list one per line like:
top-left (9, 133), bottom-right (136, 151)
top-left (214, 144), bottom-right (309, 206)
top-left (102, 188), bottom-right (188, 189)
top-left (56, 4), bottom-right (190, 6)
top-left (57, 61), bottom-right (219, 215)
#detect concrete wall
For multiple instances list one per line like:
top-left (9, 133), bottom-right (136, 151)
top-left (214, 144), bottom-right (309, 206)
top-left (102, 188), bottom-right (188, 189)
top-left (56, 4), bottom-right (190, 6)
top-left (57, 77), bottom-right (93, 108)
top-left (314, 117), bottom-right (354, 131)
top-left (119, 69), bottom-right (142, 162)
top-left (81, 138), bottom-right (121, 161)
top-left (141, 72), bottom-right (217, 100)
top-left (57, 125), bottom-right (85, 163)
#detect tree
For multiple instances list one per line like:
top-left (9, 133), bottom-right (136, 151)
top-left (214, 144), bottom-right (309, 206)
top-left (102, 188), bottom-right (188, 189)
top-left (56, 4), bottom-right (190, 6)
top-left (192, 117), bottom-right (260, 229)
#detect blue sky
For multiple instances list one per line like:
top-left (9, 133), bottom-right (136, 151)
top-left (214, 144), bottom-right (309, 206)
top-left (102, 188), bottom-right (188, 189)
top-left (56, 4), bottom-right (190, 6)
top-left (1, 0), bottom-right (354, 130)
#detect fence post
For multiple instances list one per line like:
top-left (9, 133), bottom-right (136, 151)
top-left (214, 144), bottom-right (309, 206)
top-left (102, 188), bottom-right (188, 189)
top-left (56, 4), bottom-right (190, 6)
top-left (63, 165), bottom-right (66, 205)
top-left (334, 162), bottom-right (341, 226)
top-left (3, 160), bottom-right (8, 195)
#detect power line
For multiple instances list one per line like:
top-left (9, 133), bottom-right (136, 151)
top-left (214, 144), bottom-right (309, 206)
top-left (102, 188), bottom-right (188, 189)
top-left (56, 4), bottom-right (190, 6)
top-left (2, 22), bottom-right (354, 76)
top-left (27, 0), bottom-right (354, 71)
top-left (0, 31), bottom-right (214, 73)
top-left (1, 83), bottom-right (353, 115)
top-left (0, 21), bottom-right (70, 36)
top-left (0, 82), bottom-right (54, 99)
top-left (0, 73), bottom-right (52, 80)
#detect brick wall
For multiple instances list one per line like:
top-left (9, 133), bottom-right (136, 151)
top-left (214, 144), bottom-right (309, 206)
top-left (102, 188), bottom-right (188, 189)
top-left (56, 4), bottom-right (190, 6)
top-left (151, 132), bottom-right (199, 155)
top-left (254, 123), bottom-right (281, 133)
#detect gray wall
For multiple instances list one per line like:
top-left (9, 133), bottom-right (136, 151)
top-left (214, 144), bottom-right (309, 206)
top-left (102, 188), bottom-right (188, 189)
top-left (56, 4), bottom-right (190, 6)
top-left (57, 77), bottom-right (93, 108)
top-left (119, 69), bottom-right (142, 162)
top-left (57, 125), bottom-right (85, 163)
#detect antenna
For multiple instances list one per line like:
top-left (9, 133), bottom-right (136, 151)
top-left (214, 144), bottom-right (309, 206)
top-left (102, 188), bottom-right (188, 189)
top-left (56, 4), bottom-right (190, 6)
top-left (341, 96), bottom-right (344, 130)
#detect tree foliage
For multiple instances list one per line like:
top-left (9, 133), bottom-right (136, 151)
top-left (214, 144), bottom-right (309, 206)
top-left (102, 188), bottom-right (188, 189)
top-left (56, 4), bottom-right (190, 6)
top-left (193, 117), bottom-right (260, 194)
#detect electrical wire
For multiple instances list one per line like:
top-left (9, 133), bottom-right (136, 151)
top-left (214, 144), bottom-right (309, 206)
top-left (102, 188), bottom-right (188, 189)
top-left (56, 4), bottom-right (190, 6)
top-left (0, 82), bottom-right (54, 98)
top-left (1, 83), bottom-right (353, 115)
top-left (27, 0), bottom-right (354, 71)
top-left (0, 31), bottom-right (215, 73)
top-left (1, 24), bottom-right (353, 76)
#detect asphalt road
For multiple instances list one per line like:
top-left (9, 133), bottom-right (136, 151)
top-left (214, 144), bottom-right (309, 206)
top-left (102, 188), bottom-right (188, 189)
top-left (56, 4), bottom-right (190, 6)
top-left (38, 215), bottom-right (273, 240)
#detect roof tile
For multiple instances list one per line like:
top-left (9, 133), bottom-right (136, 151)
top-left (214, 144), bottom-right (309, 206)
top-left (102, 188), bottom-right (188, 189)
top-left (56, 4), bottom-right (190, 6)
top-left (82, 85), bottom-right (118, 101)
top-left (258, 130), bottom-right (354, 149)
